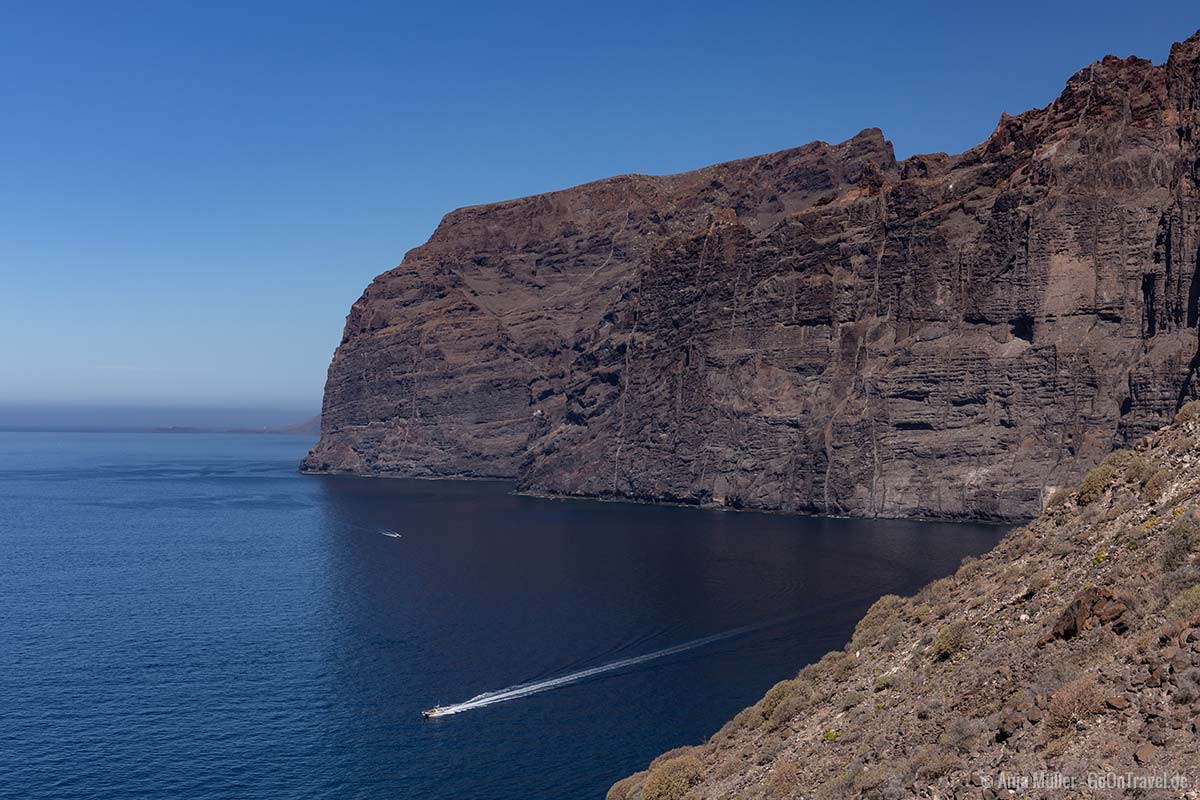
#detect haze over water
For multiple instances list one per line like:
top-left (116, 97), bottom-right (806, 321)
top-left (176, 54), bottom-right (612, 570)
top-left (0, 433), bottom-right (1003, 799)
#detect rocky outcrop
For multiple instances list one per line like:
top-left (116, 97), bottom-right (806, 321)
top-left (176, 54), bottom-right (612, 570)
top-left (304, 30), bottom-right (1200, 521)
top-left (1040, 586), bottom-right (1135, 644)
top-left (607, 403), bottom-right (1200, 799)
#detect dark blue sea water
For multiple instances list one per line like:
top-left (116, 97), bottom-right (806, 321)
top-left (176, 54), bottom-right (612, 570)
top-left (0, 433), bottom-right (1004, 799)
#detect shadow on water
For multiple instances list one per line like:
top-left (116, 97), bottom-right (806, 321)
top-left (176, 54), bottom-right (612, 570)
top-left (308, 474), bottom-right (1004, 799)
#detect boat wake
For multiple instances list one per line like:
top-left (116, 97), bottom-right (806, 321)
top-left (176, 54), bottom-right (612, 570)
top-left (423, 617), bottom-right (788, 717)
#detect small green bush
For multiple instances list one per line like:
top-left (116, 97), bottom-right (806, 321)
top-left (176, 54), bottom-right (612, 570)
top-left (820, 729), bottom-right (842, 743)
top-left (643, 754), bottom-right (703, 800)
top-left (1077, 464), bottom-right (1116, 506)
top-left (932, 620), bottom-right (973, 661)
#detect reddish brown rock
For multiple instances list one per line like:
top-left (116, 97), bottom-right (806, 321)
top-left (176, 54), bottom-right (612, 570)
top-left (1104, 695), bottom-right (1130, 711)
top-left (304, 30), bottom-right (1200, 521)
top-left (1041, 587), bottom-right (1135, 644)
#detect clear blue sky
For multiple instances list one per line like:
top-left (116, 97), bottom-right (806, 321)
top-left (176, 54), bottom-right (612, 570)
top-left (2, 1), bottom-right (1197, 420)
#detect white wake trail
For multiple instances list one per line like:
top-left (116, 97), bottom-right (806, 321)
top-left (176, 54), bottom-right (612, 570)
top-left (426, 618), bottom-right (785, 716)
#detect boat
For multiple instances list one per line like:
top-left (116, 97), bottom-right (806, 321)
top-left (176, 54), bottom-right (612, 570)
top-left (422, 705), bottom-right (444, 718)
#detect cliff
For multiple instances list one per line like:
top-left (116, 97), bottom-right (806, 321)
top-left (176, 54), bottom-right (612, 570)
top-left (608, 402), bottom-right (1200, 798)
top-left (303, 30), bottom-right (1200, 521)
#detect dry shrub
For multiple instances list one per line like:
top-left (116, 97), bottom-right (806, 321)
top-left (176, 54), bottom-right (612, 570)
top-left (911, 744), bottom-right (955, 778)
top-left (839, 690), bottom-right (865, 710)
top-left (606, 774), bottom-right (644, 800)
top-left (941, 716), bottom-right (985, 753)
top-left (1174, 400), bottom-right (1200, 424)
top-left (1104, 490), bottom-right (1138, 519)
top-left (852, 763), bottom-right (897, 793)
top-left (932, 620), bottom-right (973, 660)
top-left (814, 765), bottom-right (861, 800)
top-left (1102, 449), bottom-right (1134, 469)
top-left (768, 686), bottom-right (814, 729)
top-left (1143, 469), bottom-right (1170, 504)
top-left (908, 603), bottom-right (932, 623)
top-left (1127, 455), bottom-right (1155, 486)
top-left (814, 650), bottom-right (855, 680)
top-left (956, 555), bottom-right (983, 579)
top-left (849, 593), bottom-right (904, 650)
top-left (643, 752), bottom-right (703, 800)
top-left (728, 705), bottom-right (757, 732)
top-left (750, 677), bottom-right (815, 730)
top-left (1047, 487), bottom-right (1072, 508)
top-left (917, 576), bottom-right (956, 604)
top-left (709, 757), bottom-right (741, 782)
top-left (757, 679), bottom-right (800, 720)
top-left (1167, 584), bottom-right (1200, 624)
top-left (1161, 512), bottom-right (1200, 571)
top-left (1047, 676), bottom-right (1103, 731)
top-left (1077, 464), bottom-right (1116, 506)
top-left (764, 761), bottom-right (800, 800)
top-left (707, 713), bottom-right (747, 751)
top-left (1173, 668), bottom-right (1200, 704)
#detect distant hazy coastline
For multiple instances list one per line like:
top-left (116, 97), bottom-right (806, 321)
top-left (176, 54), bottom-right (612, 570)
top-left (0, 404), bottom-right (318, 434)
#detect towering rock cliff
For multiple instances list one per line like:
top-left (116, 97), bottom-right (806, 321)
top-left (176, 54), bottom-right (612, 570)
top-left (303, 31), bottom-right (1200, 521)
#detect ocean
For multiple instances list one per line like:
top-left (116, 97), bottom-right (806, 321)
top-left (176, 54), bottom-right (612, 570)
top-left (0, 432), bottom-right (1004, 798)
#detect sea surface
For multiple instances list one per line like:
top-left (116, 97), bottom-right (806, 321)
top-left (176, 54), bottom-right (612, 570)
top-left (0, 433), bottom-right (1004, 799)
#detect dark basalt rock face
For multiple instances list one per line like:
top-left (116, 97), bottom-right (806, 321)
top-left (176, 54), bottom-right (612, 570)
top-left (303, 31), bottom-right (1200, 521)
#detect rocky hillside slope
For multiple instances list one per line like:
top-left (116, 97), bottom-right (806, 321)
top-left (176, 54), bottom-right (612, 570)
top-left (304, 30), bottom-right (1200, 521)
top-left (608, 403), bottom-right (1200, 799)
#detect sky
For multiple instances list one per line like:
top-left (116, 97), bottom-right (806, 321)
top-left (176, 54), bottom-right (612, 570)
top-left (2, 1), bottom-right (1198, 423)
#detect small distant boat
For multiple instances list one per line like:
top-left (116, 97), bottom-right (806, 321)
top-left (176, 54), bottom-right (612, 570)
top-left (380, 529), bottom-right (402, 539)
top-left (422, 705), bottom-right (445, 718)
